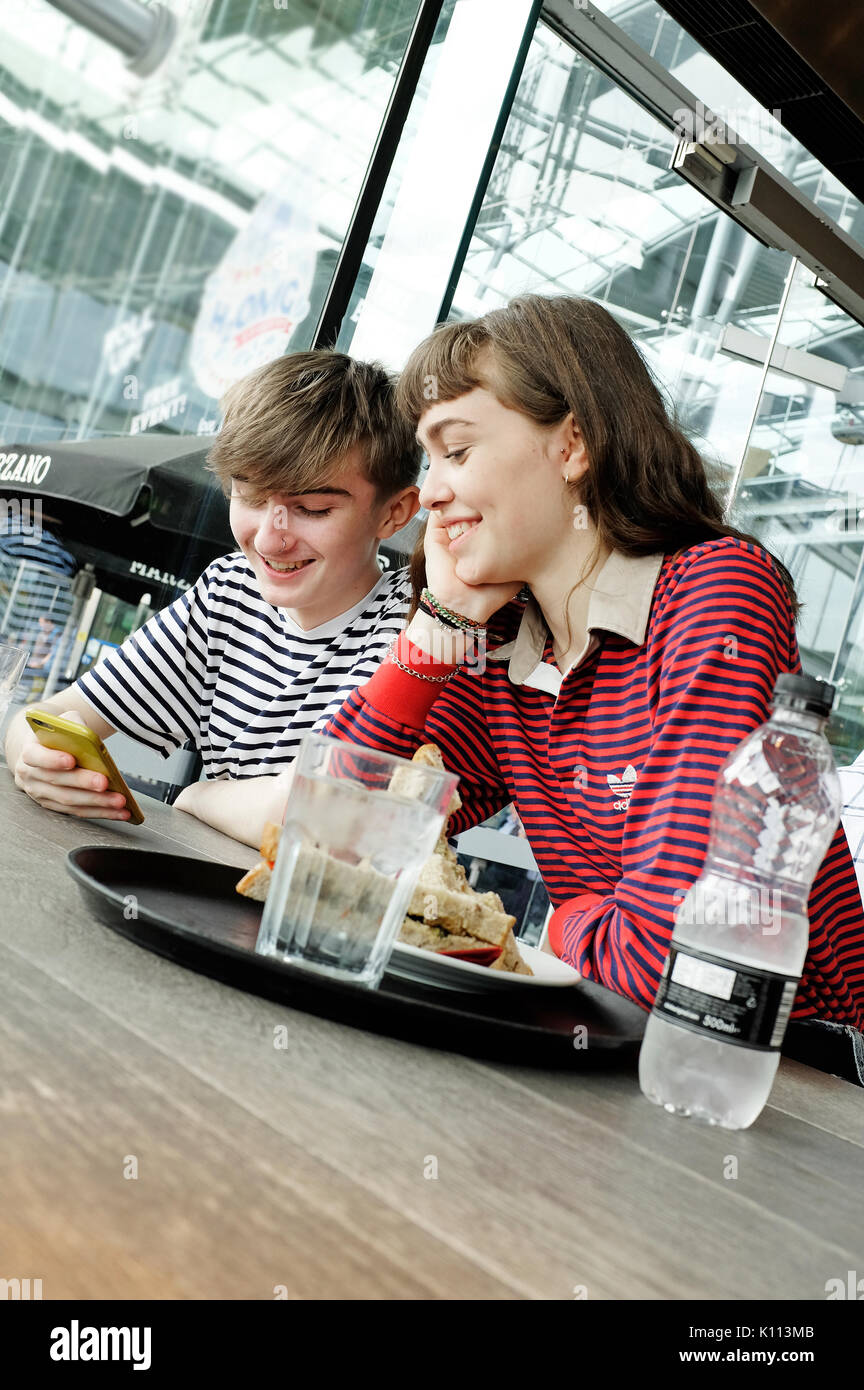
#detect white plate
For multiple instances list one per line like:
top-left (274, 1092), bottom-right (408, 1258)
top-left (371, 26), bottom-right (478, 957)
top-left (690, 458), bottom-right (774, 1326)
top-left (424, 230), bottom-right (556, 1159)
top-left (387, 940), bottom-right (580, 992)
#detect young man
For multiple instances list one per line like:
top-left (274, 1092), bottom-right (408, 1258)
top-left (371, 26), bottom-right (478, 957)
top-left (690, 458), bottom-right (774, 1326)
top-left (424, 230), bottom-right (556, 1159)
top-left (5, 351), bottom-right (421, 847)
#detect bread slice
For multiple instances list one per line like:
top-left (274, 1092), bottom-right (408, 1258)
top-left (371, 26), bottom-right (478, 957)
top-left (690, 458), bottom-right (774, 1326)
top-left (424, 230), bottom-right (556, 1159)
top-left (235, 860), bottom-right (272, 902)
top-left (400, 917), bottom-right (531, 974)
top-left (388, 741), bottom-right (462, 830)
top-left (398, 918), bottom-right (482, 953)
top-left (235, 820), bottom-right (281, 900)
top-left (422, 838), bottom-right (469, 891)
top-left (260, 821), bottom-right (280, 863)
top-left (407, 853), bottom-right (515, 948)
top-left (286, 844), bottom-right (393, 934)
top-left (243, 841), bottom-right (393, 935)
top-left (488, 927), bottom-right (533, 975)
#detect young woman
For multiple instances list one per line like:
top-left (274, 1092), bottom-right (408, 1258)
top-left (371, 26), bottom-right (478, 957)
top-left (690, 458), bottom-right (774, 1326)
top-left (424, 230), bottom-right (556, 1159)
top-left (325, 295), bottom-right (864, 1031)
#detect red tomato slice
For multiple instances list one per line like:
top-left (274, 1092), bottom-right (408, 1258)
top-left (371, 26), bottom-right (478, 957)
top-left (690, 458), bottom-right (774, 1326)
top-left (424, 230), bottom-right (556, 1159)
top-left (438, 945), bottom-right (503, 966)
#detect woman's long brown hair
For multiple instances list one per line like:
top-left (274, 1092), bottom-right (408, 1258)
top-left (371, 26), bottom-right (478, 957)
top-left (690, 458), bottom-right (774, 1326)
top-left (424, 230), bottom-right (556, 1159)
top-left (398, 294), bottom-right (798, 623)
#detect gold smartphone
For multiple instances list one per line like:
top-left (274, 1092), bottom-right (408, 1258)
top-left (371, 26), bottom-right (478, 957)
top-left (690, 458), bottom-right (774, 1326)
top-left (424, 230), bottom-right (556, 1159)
top-left (25, 710), bottom-right (145, 825)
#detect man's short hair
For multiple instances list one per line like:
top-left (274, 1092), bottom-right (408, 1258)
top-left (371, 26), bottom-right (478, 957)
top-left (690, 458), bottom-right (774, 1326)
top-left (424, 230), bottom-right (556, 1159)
top-left (207, 350), bottom-right (421, 504)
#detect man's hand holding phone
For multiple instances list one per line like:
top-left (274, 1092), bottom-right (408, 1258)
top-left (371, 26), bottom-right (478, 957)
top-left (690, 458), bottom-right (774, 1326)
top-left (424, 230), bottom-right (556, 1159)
top-left (15, 708), bottom-right (134, 821)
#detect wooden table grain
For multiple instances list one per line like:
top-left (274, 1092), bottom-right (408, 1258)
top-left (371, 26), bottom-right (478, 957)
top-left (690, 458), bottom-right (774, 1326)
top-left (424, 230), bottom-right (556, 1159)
top-left (0, 770), bottom-right (862, 1300)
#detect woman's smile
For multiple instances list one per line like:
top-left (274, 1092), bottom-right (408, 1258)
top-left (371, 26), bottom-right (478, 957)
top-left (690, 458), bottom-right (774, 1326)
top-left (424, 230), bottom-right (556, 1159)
top-left (446, 518), bottom-right (482, 550)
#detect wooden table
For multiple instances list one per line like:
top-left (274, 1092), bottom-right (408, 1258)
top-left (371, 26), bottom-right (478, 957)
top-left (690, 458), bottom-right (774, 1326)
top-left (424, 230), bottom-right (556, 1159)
top-left (1, 772), bottom-right (863, 1301)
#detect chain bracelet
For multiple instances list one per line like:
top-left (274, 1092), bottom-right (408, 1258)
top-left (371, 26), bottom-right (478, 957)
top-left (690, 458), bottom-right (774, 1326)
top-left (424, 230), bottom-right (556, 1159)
top-left (387, 640), bottom-right (458, 683)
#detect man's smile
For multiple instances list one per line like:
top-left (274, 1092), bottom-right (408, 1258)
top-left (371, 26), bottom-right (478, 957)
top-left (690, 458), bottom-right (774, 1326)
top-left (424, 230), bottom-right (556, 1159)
top-left (258, 555), bottom-right (317, 576)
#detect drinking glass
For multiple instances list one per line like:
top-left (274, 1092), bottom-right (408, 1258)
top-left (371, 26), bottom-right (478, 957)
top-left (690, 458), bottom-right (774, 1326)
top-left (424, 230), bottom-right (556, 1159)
top-left (0, 642), bottom-right (30, 723)
top-left (257, 734), bottom-right (458, 987)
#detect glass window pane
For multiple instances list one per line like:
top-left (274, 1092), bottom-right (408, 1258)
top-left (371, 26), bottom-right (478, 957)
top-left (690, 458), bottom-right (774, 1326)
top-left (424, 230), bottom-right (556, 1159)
top-left (0, 0), bottom-right (425, 442)
top-left (336, 0), bottom-right (538, 367)
top-left (729, 262), bottom-right (864, 762)
top-left (444, 20), bottom-right (793, 491)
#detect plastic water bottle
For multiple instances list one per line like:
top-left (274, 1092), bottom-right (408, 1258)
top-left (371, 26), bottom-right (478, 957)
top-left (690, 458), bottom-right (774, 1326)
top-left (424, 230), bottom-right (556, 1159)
top-left (638, 673), bottom-right (842, 1129)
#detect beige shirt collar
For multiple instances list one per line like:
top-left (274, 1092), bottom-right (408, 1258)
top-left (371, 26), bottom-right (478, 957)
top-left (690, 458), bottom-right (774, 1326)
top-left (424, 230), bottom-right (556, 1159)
top-left (489, 549), bottom-right (666, 685)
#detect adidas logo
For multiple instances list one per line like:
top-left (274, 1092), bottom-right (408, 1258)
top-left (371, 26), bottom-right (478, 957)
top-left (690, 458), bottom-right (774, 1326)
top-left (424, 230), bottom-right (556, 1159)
top-left (607, 764), bottom-right (637, 810)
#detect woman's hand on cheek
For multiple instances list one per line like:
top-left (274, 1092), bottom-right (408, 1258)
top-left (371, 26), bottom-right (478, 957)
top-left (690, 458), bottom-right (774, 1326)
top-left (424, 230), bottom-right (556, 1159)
top-left (423, 514), bottom-right (523, 626)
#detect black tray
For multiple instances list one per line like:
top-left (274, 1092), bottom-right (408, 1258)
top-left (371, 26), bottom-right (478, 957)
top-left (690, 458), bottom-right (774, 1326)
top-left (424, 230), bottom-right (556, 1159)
top-left (66, 846), bottom-right (648, 1068)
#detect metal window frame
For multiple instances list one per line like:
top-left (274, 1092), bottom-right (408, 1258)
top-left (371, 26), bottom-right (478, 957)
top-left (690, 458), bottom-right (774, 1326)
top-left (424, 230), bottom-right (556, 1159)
top-left (436, 0), bottom-right (545, 324)
top-left (541, 0), bottom-right (864, 328)
top-left (312, 0), bottom-right (447, 349)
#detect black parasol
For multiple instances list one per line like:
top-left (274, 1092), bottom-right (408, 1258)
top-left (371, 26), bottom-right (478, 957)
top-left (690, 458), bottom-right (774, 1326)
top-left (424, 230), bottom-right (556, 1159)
top-left (0, 433), bottom-right (232, 547)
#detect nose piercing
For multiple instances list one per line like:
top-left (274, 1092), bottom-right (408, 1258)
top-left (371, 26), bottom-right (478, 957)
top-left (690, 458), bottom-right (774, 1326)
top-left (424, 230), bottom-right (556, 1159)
top-left (281, 535), bottom-right (287, 551)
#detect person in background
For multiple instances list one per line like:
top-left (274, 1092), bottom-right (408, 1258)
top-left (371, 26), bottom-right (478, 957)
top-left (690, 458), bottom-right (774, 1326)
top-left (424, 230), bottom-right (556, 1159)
top-left (27, 614), bottom-right (58, 666)
top-left (495, 805), bottom-right (527, 837)
top-left (323, 293), bottom-right (864, 1032)
top-left (5, 351), bottom-right (421, 848)
top-left (20, 615), bottom-right (59, 697)
top-left (0, 512), bottom-right (76, 651)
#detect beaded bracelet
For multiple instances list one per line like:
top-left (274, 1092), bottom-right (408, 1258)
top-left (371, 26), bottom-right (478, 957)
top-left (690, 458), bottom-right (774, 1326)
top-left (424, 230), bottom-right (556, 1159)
top-left (387, 639), bottom-right (458, 683)
top-left (420, 588), bottom-right (486, 633)
top-left (417, 597), bottom-right (465, 634)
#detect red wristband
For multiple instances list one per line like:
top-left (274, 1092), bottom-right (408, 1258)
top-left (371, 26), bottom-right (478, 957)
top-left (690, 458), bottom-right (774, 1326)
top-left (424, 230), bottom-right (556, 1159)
top-left (400, 630), bottom-right (458, 676)
top-left (362, 631), bottom-right (458, 728)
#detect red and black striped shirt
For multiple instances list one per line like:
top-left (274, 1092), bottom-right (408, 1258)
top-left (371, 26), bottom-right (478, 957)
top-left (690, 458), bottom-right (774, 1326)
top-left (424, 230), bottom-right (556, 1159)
top-left (325, 537), bottom-right (864, 1029)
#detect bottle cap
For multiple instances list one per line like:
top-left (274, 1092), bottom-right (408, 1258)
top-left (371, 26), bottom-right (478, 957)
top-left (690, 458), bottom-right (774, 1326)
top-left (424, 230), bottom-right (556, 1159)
top-left (772, 672), bottom-right (835, 718)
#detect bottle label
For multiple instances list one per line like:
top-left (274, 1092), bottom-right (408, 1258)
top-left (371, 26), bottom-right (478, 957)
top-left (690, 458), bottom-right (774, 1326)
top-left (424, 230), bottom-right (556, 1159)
top-left (651, 944), bottom-right (798, 1051)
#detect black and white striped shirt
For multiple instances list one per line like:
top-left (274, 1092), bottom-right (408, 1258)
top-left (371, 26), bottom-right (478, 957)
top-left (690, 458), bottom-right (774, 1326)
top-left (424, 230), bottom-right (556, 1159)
top-left (76, 553), bottom-right (412, 779)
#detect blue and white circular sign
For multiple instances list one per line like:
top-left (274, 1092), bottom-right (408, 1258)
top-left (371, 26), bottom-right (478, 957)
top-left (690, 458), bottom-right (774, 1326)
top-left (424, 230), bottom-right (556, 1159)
top-left (190, 189), bottom-right (316, 399)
